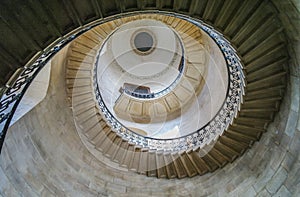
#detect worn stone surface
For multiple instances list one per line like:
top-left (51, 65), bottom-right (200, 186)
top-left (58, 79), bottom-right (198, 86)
top-left (274, 185), bottom-right (292, 197)
top-left (257, 189), bottom-right (271, 197)
top-left (289, 130), bottom-right (300, 157)
top-left (285, 110), bottom-right (298, 137)
top-left (266, 167), bottom-right (288, 194)
top-left (0, 2), bottom-right (299, 197)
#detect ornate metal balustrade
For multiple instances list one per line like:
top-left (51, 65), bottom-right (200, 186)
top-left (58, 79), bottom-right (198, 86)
top-left (116, 55), bottom-right (185, 100)
top-left (0, 25), bottom-right (92, 151)
top-left (94, 13), bottom-right (245, 152)
top-left (100, 26), bottom-right (186, 100)
top-left (0, 11), bottom-right (245, 153)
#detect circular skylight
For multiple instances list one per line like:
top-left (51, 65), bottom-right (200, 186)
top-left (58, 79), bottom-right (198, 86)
top-left (133, 31), bottom-right (154, 53)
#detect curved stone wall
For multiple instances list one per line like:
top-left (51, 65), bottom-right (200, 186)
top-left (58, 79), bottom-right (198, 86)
top-left (0, 0), bottom-right (299, 196)
top-left (0, 41), bottom-right (299, 196)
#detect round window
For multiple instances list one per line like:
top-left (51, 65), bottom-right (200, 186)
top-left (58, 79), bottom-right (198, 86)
top-left (133, 31), bottom-right (154, 54)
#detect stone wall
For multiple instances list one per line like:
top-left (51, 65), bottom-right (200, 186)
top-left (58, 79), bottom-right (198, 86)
top-left (0, 35), bottom-right (299, 197)
top-left (0, 1), bottom-right (299, 196)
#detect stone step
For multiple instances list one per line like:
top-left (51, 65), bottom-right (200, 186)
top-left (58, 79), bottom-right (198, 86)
top-left (214, 141), bottom-right (239, 161)
top-left (71, 40), bottom-right (97, 54)
top-left (183, 35), bottom-right (202, 48)
top-left (66, 78), bottom-right (92, 88)
top-left (66, 69), bottom-right (92, 79)
top-left (137, 151), bottom-right (148, 175)
top-left (75, 106), bottom-right (97, 124)
top-left (224, 0), bottom-right (263, 37)
top-left (180, 152), bottom-right (198, 177)
top-left (80, 115), bottom-right (101, 136)
top-left (161, 15), bottom-right (174, 25)
top-left (247, 58), bottom-right (287, 82)
top-left (82, 31), bottom-right (104, 45)
top-left (219, 135), bottom-right (249, 154)
top-left (247, 72), bottom-right (286, 91)
top-left (172, 153), bottom-right (187, 178)
top-left (201, 154), bottom-right (219, 172)
top-left (185, 50), bottom-right (206, 64)
top-left (239, 110), bottom-right (275, 120)
top-left (156, 153), bottom-right (167, 178)
top-left (72, 93), bottom-right (95, 106)
top-left (101, 132), bottom-right (118, 157)
top-left (214, 0), bottom-right (241, 30)
top-left (169, 17), bottom-right (181, 29)
top-left (202, 0), bottom-right (224, 23)
top-left (73, 99), bottom-right (95, 114)
top-left (121, 145), bottom-right (135, 168)
top-left (241, 108), bottom-right (278, 113)
top-left (93, 126), bottom-right (111, 148)
top-left (186, 43), bottom-right (205, 53)
top-left (147, 152), bottom-right (157, 177)
top-left (246, 85), bottom-right (285, 100)
top-left (180, 27), bottom-right (200, 39)
top-left (74, 100), bottom-right (96, 113)
top-left (187, 151), bottom-right (209, 174)
top-left (67, 60), bottom-right (93, 71)
top-left (230, 124), bottom-right (265, 137)
top-left (244, 96), bottom-right (282, 104)
top-left (112, 140), bottom-right (129, 163)
top-left (226, 129), bottom-right (257, 144)
top-left (242, 34), bottom-right (285, 64)
top-left (237, 15), bottom-right (279, 55)
top-left (87, 125), bottom-right (107, 145)
top-left (83, 122), bottom-right (102, 141)
top-left (93, 24), bottom-right (114, 38)
top-left (129, 148), bottom-right (141, 172)
top-left (243, 102), bottom-right (279, 111)
top-left (173, 19), bottom-right (192, 33)
top-left (68, 50), bottom-right (95, 63)
top-left (67, 86), bottom-right (93, 97)
top-left (164, 154), bottom-right (177, 179)
top-left (208, 149), bottom-right (228, 167)
top-left (234, 116), bottom-right (271, 129)
top-left (106, 136), bottom-right (122, 158)
top-left (76, 34), bottom-right (100, 48)
top-left (245, 44), bottom-right (287, 72)
top-left (231, 0), bottom-right (271, 45)
top-left (69, 46), bottom-right (96, 57)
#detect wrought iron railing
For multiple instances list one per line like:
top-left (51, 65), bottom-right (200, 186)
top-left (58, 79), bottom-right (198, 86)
top-left (116, 28), bottom-right (186, 100)
top-left (0, 25), bottom-right (93, 151)
top-left (122, 55), bottom-right (185, 99)
top-left (0, 11), bottom-right (245, 153)
top-left (93, 13), bottom-right (245, 152)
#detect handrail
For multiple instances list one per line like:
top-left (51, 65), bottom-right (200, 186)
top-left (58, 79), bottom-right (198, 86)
top-left (122, 56), bottom-right (185, 99)
top-left (93, 14), bottom-right (245, 152)
top-left (0, 25), bottom-right (92, 152)
top-left (0, 87), bottom-right (5, 101)
top-left (0, 11), bottom-right (245, 153)
top-left (116, 28), bottom-right (186, 100)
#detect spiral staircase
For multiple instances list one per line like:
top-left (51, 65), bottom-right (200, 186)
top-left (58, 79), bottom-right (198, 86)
top-left (64, 12), bottom-right (287, 179)
top-left (0, 0), bottom-right (298, 196)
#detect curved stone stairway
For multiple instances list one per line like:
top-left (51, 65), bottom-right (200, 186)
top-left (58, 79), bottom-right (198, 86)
top-left (65, 9), bottom-right (288, 179)
top-left (113, 17), bottom-right (207, 123)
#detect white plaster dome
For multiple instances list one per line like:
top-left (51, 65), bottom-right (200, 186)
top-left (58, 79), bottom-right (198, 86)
top-left (111, 19), bottom-right (181, 77)
top-left (94, 15), bottom-right (233, 141)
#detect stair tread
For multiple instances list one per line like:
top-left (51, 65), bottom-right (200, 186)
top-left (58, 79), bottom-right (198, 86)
top-left (164, 154), bottom-right (177, 179)
top-left (180, 152), bottom-right (198, 177)
top-left (172, 153), bottom-right (187, 178)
